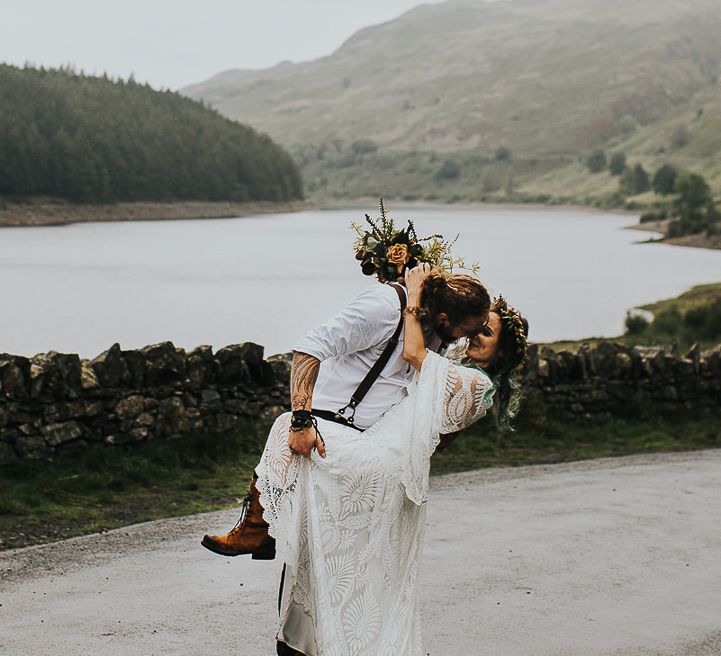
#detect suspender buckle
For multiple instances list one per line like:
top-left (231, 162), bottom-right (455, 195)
top-left (336, 399), bottom-right (358, 424)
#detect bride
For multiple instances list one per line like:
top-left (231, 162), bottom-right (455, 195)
top-left (256, 264), bottom-right (529, 656)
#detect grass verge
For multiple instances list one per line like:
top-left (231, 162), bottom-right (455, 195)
top-left (0, 419), bottom-right (268, 551)
top-left (431, 415), bottom-right (721, 476)
top-left (2, 413), bottom-right (720, 551)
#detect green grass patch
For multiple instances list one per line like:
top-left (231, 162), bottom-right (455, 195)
top-left (0, 419), bottom-right (269, 550)
top-left (640, 282), bottom-right (721, 316)
top-left (2, 411), bottom-right (721, 550)
top-left (431, 414), bottom-right (721, 477)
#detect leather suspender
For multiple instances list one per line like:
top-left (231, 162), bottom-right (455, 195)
top-left (335, 282), bottom-right (407, 426)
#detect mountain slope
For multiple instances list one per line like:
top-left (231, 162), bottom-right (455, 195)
top-left (185, 0), bottom-right (721, 153)
top-left (183, 0), bottom-right (721, 202)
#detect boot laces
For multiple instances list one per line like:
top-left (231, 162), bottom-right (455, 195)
top-left (229, 493), bottom-right (251, 534)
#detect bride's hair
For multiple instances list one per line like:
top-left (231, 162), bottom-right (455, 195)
top-left (419, 271), bottom-right (490, 329)
top-left (448, 298), bottom-right (529, 431)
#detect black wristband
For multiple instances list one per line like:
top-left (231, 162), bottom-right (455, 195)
top-left (291, 410), bottom-right (314, 430)
top-left (289, 411), bottom-right (325, 449)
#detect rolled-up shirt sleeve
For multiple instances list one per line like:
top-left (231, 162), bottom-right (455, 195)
top-left (292, 285), bottom-right (401, 361)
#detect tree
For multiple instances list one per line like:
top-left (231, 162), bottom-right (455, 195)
top-left (632, 164), bottom-right (651, 194)
top-left (674, 173), bottom-right (711, 215)
top-left (667, 173), bottom-right (718, 237)
top-left (495, 146), bottom-right (512, 161)
top-left (625, 311), bottom-right (649, 336)
top-left (351, 139), bottom-right (377, 155)
top-left (609, 152), bottom-right (626, 176)
top-left (586, 149), bottom-right (606, 173)
top-left (619, 163), bottom-right (650, 196)
top-left (652, 164), bottom-right (678, 196)
top-left (435, 159), bottom-right (460, 181)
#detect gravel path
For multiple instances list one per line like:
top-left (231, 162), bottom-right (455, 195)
top-left (2, 449), bottom-right (720, 655)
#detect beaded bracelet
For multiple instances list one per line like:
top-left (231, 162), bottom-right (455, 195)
top-left (403, 306), bottom-right (426, 319)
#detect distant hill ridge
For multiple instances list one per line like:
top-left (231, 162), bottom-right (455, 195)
top-left (184, 0), bottom-right (721, 153)
top-left (0, 64), bottom-right (303, 204)
top-left (183, 0), bottom-right (721, 203)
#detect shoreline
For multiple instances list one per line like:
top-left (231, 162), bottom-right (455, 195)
top-left (326, 197), bottom-right (719, 251)
top-left (2, 196), bottom-right (719, 252)
top-left (317, 196), bottom-right (642, 216)
top-left (0, 195), bottom-right (639, 230)
top-left (0, 199), bottom-right (312, 228)
top-left (626, 218), bottom-right (721, 251)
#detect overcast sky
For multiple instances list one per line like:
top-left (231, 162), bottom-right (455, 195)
top-left (0, 0), bottom-right (445, 90)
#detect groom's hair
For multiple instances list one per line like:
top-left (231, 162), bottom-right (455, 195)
top-left (420, 272), bottom-right (490, 328)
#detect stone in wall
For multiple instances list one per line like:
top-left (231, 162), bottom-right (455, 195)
top-left (90, 343), bottom-right (129, 387)
top-left (0, 354), bottom-right (31, 400)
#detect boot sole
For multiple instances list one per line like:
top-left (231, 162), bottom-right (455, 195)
top-left (200, 535), bottom-right (276, 560)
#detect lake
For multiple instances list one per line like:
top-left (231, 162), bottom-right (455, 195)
top-left (1, 206), bottom-right (720, 358)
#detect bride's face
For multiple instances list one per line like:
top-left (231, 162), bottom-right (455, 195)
top-left (465, 311), bottom-right (502, 369)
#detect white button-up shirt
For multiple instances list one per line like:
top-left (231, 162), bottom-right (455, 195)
top-left (292, 283), bottom-right (441, 430)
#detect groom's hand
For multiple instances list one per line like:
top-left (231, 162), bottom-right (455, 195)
top-left (288, 426), bottom-right (327, 458)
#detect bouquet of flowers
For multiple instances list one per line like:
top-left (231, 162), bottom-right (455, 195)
top-left (351, 199), bottom-right (478, 283)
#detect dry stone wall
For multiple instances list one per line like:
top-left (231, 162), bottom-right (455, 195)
top-left (523, 342), bottom-right (721, 423)
top-left (0, 341), bottom-right (291, 463)
top-left (1, 340), bottom-right (720, 462)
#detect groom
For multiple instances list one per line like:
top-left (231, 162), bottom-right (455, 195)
top-left (287, 274), bottom-right (491, 455)
top-left (202, 272), bottom-right (491, 555)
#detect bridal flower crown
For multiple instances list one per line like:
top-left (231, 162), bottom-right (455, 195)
top-left (351, 199), bottom-right (479, 283)
top-left (492, 295), bottom-right (529, 360)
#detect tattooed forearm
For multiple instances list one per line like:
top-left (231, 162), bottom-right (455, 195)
top-left (290, 352), bottom-right (320, 411)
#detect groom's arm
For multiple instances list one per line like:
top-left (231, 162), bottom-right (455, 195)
top-left (290, 352), bottom-right (319, 413)
top-left (287, 352), bottom-right (325, 458)
top-left (287, 286), bottom-right (400, 458)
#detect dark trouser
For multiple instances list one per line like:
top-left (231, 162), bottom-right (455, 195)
top-left (276, 564), bottom-right (304, 655)
top-left (276, 641), bottom-right (303, 655)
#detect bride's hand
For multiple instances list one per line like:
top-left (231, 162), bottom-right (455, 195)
top-left (404, 263), bottom-right (432, 303)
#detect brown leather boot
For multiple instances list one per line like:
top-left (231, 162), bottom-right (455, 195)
top-left (201, 474), bottom-right (275, 559)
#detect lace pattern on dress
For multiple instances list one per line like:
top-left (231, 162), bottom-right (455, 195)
top-left (440, 361), bottom-right (495, 435)
top-left (254, 350), bottom-right (493, 655)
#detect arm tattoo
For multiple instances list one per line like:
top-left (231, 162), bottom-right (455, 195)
top-left (291, 352), bottom-right (320, 411)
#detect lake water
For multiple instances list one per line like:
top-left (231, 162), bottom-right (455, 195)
top-left (1, 206), bottom-right (720, 358)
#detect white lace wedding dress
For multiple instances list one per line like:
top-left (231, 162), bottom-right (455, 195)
top-left (255, 350), bottom-right (494, 656)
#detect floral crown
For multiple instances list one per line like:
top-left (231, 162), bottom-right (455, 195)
top-left (352, 199), bottom-right (479, 283)
top-left (491, 295), bottom-right (528, 361)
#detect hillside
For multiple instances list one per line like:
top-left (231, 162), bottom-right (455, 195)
top-left (183, 0), bottom-right (721, 204)
top-left (522, 82), bottom-right (721, 203)
top-left (0, 64), bottom-right (303, 204)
